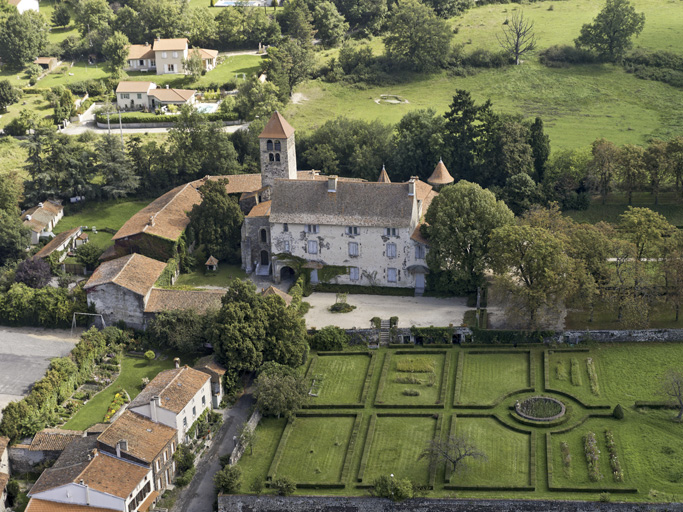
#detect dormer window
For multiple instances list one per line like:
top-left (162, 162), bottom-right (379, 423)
top-left (267, 140), bottom-right (273, 150)
top-left (274, 141), bottom-right (281, 151)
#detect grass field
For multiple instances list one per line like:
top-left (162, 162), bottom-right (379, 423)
top-left (285, 0), bottom-right (683, 150)
top-left (457, 352), bottom-right (529, 405)
top-left (566, 192), bottom-right (683, 226)
top-left (275, 415), bottom-right (356, 483)
top-left (173, 264), bottom-right (246, 288)
top-left (62, 354), bottom-right (176, 430)
top-left (309, 354), bottom-right (371, 405)
top-left (378, 352), bottom-right (446, 406)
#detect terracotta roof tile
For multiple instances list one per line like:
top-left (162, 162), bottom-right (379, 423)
top-left (84, 253), bottom-right (167, 297)
top-left (195, 356), bottom-right (227, 376)
top-left (116, 81), bottom-right (154, 93)
top-left (411, 224), bottom-right (429, 245)
top-left (258, 111), bottom-right (295, 139)
top-left (29, 429), bottom-right (83, 452)
top-left (428, 159), bottom-right (455, 185)
top-left (261, 286), bottom-right (293, 306)
top-left (149, 88), bottom-right (196, 102)
top-left (33, 227), bottom-right (81, 259)
top-left (26, 499), bottom-right (120, 512)
top-left (205, 256), bottom-right (218, 266)
top-left (152, 38), bottom-right (188, 51)
top-left (98, 411), bottom-right (176, 464)
top-left (247, 200), bottom-right (271, 218)
top-left (77, 451), bottom-right (150, 498)
top-left (144, 288), bottom-right (224, 314)
top-left (128, 44), bottom-right (155, 60)
top-left (129, 366), bottom-right (210, 414)
top-left (191, 48), bottom-right (218, 59)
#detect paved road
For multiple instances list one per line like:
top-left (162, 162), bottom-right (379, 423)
top-left (62, 119), bottom-right (249, 135)
top-left (172, 389), bottom-right (255, 512)
top-left (0, 326), bottom-right (79, 421)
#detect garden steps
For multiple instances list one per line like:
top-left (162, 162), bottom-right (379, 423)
top-left (379, 320), bottom-right (390, 345)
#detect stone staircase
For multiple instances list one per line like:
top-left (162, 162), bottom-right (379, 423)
top-left (255, 263), bottom-right (271, 277)
top-left (379, 319), bottom-right (391, 345)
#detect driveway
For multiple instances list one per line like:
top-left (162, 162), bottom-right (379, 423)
top-left (304, 293), bottom-right (485, 329)
top-left (0, 326), bottom-right (78, 421)
top-left (61, 120), bottom-right (249, 135)
top-left (171, 389), bottom-right (255, 512)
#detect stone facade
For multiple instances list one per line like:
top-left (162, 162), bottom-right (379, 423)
top-left (86, 283), bottom-right (149, 330)
top-left (241, 215), bottom-right (271, 274)
top-left (260, 133), bottom-right (297, 188)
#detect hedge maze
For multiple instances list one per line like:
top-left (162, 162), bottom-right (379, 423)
top-left (243, 344), bottom-right (683, 500)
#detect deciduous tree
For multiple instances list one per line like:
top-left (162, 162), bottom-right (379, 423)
top-left (313, 1), bottom-right (348, 48)
top-left (214, 465), bottom-right (241, 494)
top-left (0, 10), bottom-right (49, 69)
top-left (617, 144), bottom-right (645, 205)
top-left (15, 258), bottom-right (51, 288)
top-left (52, 3), bottom-right (71, 28)
top-left (0, 80), bottom-right (20, 113)
top-left (419, 433), bottom-right (486, 474)
top-left (660, 369), bottom-right (683, 421)
top-left (588, 138), bottom-right (620, 205)
top-left (73, 0), bottom-right (113, 38)
top-left (101, 31), bottom-right (130, 76)
top-left (619, 206), bottom-right (674, 260)
top-left (497, 11), bottom-right (537, 65)
top-left (254, 370), bottom-right (308, 418)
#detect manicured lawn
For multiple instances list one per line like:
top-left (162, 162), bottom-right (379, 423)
top-left (566, 192), bottom-right (683, 227)
top-left (237, 417), bottom-right (287, 491)
top-left (0, 93), bottom-right (53, 130)
top-left (173, 264), bottom-right (246, 288)
top-left (285, 0), bottom-right (683, 150)
top-left (39, 62), bottom-right (111, 89)
top-left (377, 352), bottom-right (446, 406)
top-left (275, 415), bottom-right (356, 483)
top-left (454, 417), bottom-right (531, 487)
top-left (309, 354), bottom-right (371, 405)
top-left (62, 355), bottom-right (176, 430)
top-left (361, 415), bottom-right (437, 485)
top-left (457, 351), bottom-right (529, 405)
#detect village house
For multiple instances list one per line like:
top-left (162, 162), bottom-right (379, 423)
top-left (97, 411), bottom-right (177, 493)
top-left (26, 436), bottom-right (155, 512)
top-left (33, 227), bottom-right (83, 263)
top-left (127, 365), bottom-right (212, 443)
top-left (6, 0), bottom-right (38, 14)
top-left (21, 200), bottom-right (64, 245)
top-left (125, 38), bottom-right (218, 75)
top-left (0, 436), bottom-right (9, 511)
top-left (115, 82), bottom-right (196, 111)
top-left (194, 357), bottom-right (228, 409)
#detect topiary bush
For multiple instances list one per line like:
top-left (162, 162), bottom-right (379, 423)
top-left (613, 404), bottom-right (624, 420)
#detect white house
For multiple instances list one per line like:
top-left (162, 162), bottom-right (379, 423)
top-left (33, 226), bottom-right (83, 262)
top-left (127, 365), bottom-right (212, 443)
top-left (27, 437), bottom-right (154, 512)
top-left (7, 0), bottom-right (38, 14)
top-left (21, 200), bottom-right (64, 245)
top-left (126, 38), bottom-right (218, 75)
top-left (115, 81), bottom-right (196, 111)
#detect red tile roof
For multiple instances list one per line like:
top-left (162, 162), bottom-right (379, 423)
top-left (25, 499), bottom-right (118, 512)
top-left (129, 366), bottom-right (210, 414)
top-left (84, 253), bottom-right (167, 297)
top-left (258, 111), bottom-right (295, 139)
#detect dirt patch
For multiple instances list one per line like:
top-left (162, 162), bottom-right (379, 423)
top-left (291, 93), bottom-right (308, 104)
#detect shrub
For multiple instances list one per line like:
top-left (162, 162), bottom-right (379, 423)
top-left (6, 479), bottom-right (20, 506)
top-left (370, 475), bottom-right (414, 501)
top-left (556, 360), bottom-right (568, 380)
top-left (329, 302), bottom-right (356, 313)
top-left (144, 350), bottom-right (155, 364)
top-left (613, 404), bottom-right (624, 420)
top-left (250, 478), bottom-right (264, 494)
top-left (599, 492), bottom-right (611, 503)
top-left (219, 454), bottom-right (231, 468)
top-left (402, 388), bottom-right (420, 396)
top-left (462, 48), bottom-right (509, 68)
top-left (539, 45), bottom-right (598, 67)
top-left (103, 389), bottom-right (128, 422)
top-left (389, 316), bottom-right (399, 327)
top-left (371, 317), bottom-right (381, 329)
top-left (14, 258), bottom-right (51, 288)
top-left (174, 444), bottom-right (195, 474)
top-left (214, 465), bottom-right (241, 494)
top-left (309, 326), bottom-right (349, 351)
top-left (583, 432), bottom-right (602, 482)
top-left (272, 476), bottom-right (296, 496)
top-left (605, 430), bottom-right (623, 482)
top-left (176, 466), bottom-right (196, 487)
top-left (586, 357), bottom-right (599, 395)
top-left (395, 375), bottom-right (422, 384)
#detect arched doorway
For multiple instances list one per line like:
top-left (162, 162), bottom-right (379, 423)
top-left (260, 250), bottom-right (269, 266)
top-left (280, 266), bottom-right (295, 281)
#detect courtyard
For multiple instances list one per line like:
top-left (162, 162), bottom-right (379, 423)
top-left (238, 343), bottom-right (683, 501)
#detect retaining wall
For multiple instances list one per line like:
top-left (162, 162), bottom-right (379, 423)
top-left (218, 495), bottom-right (683, 512)
top-left (95, 119), bottom-right (243, 129)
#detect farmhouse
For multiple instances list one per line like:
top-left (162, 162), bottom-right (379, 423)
top-left (33, 227), bottom-right (83, 262)
top-left (125, 38), bottom-right (218, 75)
top-left (115, 82), bottom-right (196, 111)
top-left (127, 365), bottom-right (211, 443)
top-left (21, 200), bottom-right (64, 245)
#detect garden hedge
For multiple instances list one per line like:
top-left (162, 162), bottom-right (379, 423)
top-left (438, 352), bottom-right (452, 405)
top-left (357, 414), bottom-right (377, 482)
top-left (340, 413), bottom-right (363, 483)
top-left (95, 111), bottom-right (240, 124)
top-left (266, 417), bottom-right (294, 481)
top-left (410, 326), bottom-right (454, 344)
top-left (358, 354), bottom-right (376, 405)
top-left (453, 354), bottom-right (465, 405)
top-left (373, 354), bottom-right (392, 406)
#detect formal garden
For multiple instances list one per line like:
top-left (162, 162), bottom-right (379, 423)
top-left (237, 343), bottom-right (683, 502)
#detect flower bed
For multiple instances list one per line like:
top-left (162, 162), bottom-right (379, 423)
top-left (103, 389), bottom-right (129, 422)
top-left (587, 358), bottom-right (600, 395)
top-left (605, 430), bottom-right (623, 482)
top-left (515, 396), bottom-right (565, 421)
top-left (560, 441), bottom-right (571, 477)
top-left (583, 431), bottom-right (602, 482)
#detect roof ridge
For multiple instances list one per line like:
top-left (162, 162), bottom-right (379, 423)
top-left (143, 183), bottom-right (191, 233)
top-left (111, 253), bottom-right (135, 286)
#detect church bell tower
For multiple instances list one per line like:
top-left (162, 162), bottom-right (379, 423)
top-left (259, 111), bottom-right (298, 188)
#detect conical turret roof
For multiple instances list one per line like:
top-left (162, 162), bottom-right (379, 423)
top-left (258, 111), bottom-right (295, 139)
top-left (377, 165), bottom-right (391, 183)
top-left (427, 159), bottom-right (454, 186)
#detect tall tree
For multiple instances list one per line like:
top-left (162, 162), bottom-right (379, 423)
top-left (643, 139), bottom-right (670, 206)
top-left (0, 80), bottom-right (20, 113)
top-left (497, 11), bottom-right (537, 65)
top-left (234, 78), bottom-right (282, 122)
top-left (112, 5), bottom-right (144, 44)
top-left (575, 0), bottom-right (645, 62)
top-left (659, 369), bottom-right (683, 421)
top-left (419, 434), bottom-right (486, 473)
top-left (331, 0), bottom-right (386, 36)
top-left (480, 116), bottom-right (534, 187)
top-left (262, 38), bottom-right (314, 101)
top-left (0, 10), bottom-right (49, 69)
top-left (102, 31), bottom-right (130, 76)
top-left (0, 173), bottom-right (29, 266)
top-left (187, 178), bottom-right (244, 262)
top-left (588, 138), bottom-right (620, 205)
top-left (51, 3), bottom-right (71, 28)
top-left (312, 1), bottom-right (348, 48)
top-left (98, 134), bottom-right (139, 199)
top-left (619, 206), bottom-right (674, 260)
top-left (184, 6), bottom-right (218, 48)
top-left (389, 109), bottom-right (446, 182)
top-left (383, 0), bottom-right (452, 72)
top-left (423, 181), bottom-right (514, 293)
top-left (527, 117), bottom-right (550, 183)
top-left (666, 136), bottom-right (683, 201)
top-left (73, 0), bottom-right (113, 38)
top-left (617, 144), bottom-right (645, 205)
top-left (181, 49), bottom-right (204, 81)
top-left (254, 370), bottom-right (308, 418)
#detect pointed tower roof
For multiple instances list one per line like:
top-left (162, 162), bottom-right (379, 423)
top-left (427, 159), bottom-right (454, 186)
top-left (377, 165), bottom-right (391, 183)
top-left (258, 111), bottom-right (295, 139)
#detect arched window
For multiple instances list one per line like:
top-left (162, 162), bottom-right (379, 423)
top-left (274, 141), bottom-right (281, 151)
top-left (260, 229), bottom-right (268, 243)
top-left (266, 140), bottom-right (273, 151)
top-left (275, 154), bottom-right (280, 162)
top-left (269, 153), bottom-right (274, 162)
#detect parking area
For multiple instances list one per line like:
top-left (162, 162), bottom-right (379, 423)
top-left (303, 293), bottom-right (485, 329)
top-left (0, 327), bottom-right (78, 421)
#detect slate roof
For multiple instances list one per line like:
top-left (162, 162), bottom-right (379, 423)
top-left (258, 111), bottom-right (295, 139)
top-left (84, 253), bottom-right (167, 297)
top-left (270, 179), bottom-right (417, 227)
top-left (261, 286), bottom-right (293, 306)
top-left (33, 227), bottom-right (81, 259)
top-left (152, 38), bottom-right (188, 51)
top-left (144, 288), bottom-right (224, 314)
top-left (128, 44), bottom-right (155, 60)
top-left (98, 410), bottom-right (176, 464)
top-left (116, 81), bottom-right (154, 93)
top-left (129, 366), bottom-right (210, 414)
top-left (29, 429), bottom-right (83, 452)
top-left (428, 159), bottom-right (455, 185)
top-left (29, 436), bottom-right (97, 496)
top-left (247, 200), bottom-right (271, 218)
top-left (149, 88), bottom-right (196, 103)
top-left (21, 201), bottom-right (62, 233)
top-left (25, 499), bottom-right (119, 512)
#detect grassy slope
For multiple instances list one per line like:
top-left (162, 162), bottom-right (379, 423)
top-left (285, 0), bottom-right (683, 150)
top-left (566, 192), bottom-right (683, 226)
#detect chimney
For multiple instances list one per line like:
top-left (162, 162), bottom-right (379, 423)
top-left (166, 84), bottom-right (169, 89)
top-left (26, 214), bottom-right (31, 221)
top-left (174, 357), bottom-right (180, 369)
top-left (38, 202), bottom-right (43, 208)
top-left (408, 177), bottom-right (416, 197)
top-left (148, 215), bottom-right (155, 227)
top-left (80, 479), bottom-right (84, 485)
top-left (119, 439), bottom-right (128, 452)
top-left (328, 175), bottom-right (338, 193)
top-left (150, 397), bottom-right (159, 423)
top-left (116, 441), bottom-right (120, 458)
top-left (85, 484), bottom-right (90, 506)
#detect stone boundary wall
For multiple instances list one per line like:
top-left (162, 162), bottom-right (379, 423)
top-left (95, 119), bottom-right (243, 129)
top-left (228, 409), bottom-right (261, 465)
top-left (8, 445), bottom-right (49, 474)
top-left (564, 329), bottom-right (683, 343)
top-left (218, 495), bottom-right (683, 512)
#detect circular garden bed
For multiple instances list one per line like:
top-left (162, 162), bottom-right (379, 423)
top-left (515, 396), bottom-right (566, 422)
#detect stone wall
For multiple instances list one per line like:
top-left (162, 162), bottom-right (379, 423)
top-left (218, 495), bottom-right (683, 512)
top-left (8, 446), bottom-right (49, 474)
top-left (564, 329), bottom-right (683, 343)
top-left (228, 410), bottom-right (261, 465)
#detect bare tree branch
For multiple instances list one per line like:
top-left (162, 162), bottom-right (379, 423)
top-left (418, 434), bottom-right (487, 474)
top-left (497, 11), bottom-right (537, 65)
top-left (660, 369), bottom-right (683, 421)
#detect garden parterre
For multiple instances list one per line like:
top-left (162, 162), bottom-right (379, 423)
top-left (237, 343), bottom-right (683, 501)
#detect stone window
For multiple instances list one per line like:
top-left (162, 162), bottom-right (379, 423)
top-left (284, 241), bottom-right (290, 253)
top-left (306, 224), bottom-right (319, 234)
top-left (283, 223), bottom-right (288, 232)
top-left (266, 140), bottom-right (273, 151)
top-left (346, 226), bottom-right (360, 235)
top-left (260, 229), bottom-right (267, 243)
top-left (349, 267), bottom-right (359, 281)
top-left (387, 267), bottom-right (397, 283)
top-left (274, 141), bottom-right (281, 151)
top-left (269, 153), bottom-right (274, 162)
top-left (386, 243), bottom-right (397, 258)
top-left (275, 154), bottom-right (280, 162)
top-left (308, 240), bottom-right (318, 254)
top-left (384, 227), bottom-right (398, 237)
top-left (348, 242), bottom-right (359, 257)
top-left (415, 245), bottom-right (426, 259)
